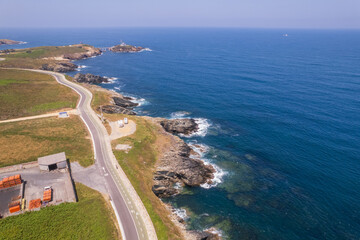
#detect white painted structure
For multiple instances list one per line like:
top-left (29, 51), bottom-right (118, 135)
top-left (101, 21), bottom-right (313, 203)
top-left (58, 112), bottom-right (69, 118)
top-left (118, 120), bottom-right (124, 128)
top-left (124, 118), bottom-right (128, 124)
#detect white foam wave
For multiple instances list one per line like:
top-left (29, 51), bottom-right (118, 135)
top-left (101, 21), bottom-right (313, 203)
top-left (173, 208), bottom-right (188, 220)
top-left (188, 141), bottom-right (209, 158)
top-left (139, 48), bottom-right (152, 52)
top-left (101, 77), bottom-right (118, 84)
top-left (170, 111), bottom-right (191, 119)
top-left (76, 65), bottom-right (88, 71)
top-left (114, 86), bottom-right (121, 91)
top-left (204, 227), bottom-right (223, 238)
top-left (19, 41), bottom-right (27, 45)
top-left (188, 142), bottom-right (226, 189)
top-left (130, 97), bottom-right (149, 106)
top-left (200, 161), bottom-right (226, 189)
top-left (180, 118), bottom-right (210, 138)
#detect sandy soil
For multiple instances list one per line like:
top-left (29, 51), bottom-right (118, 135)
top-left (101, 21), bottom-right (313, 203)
top-left (109, 120), bottom-right (136, 140)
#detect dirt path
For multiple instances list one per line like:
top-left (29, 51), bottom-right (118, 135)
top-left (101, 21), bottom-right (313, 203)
top-left (0, 109), bottom-right (78, 124)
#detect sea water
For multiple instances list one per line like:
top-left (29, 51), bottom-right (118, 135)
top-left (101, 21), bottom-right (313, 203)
top-left (1, 28), bottom-right (360, 239)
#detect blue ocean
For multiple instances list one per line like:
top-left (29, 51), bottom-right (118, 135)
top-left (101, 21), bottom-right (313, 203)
top-left (1, 28), bottom-right (360, 239)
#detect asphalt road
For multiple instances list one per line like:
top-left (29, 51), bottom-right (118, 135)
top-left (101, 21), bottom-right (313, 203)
top-left (43, 71), bottom-right (153, 240)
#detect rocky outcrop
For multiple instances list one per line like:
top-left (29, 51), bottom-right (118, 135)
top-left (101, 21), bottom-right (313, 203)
top-left (41, 62), bottom-right (78, 72)
top-left (188, 230), bottom-right (221, 240)
top-left (152, 135), bottom-right (215, 198)
top-left (63, 45), bottom-right (102, 60)
top-left (0, 39), bottom-right (22, 45)
top-left (109, 43), bottom-right (144, 53)
top-left (98, 105), bottom-right (136, 115)
top-left (113, 97), bottom-right (139, 109)
top-left (74, 73), bottom-right (109, 84)
top-left (160, 118), bottom-right (199, 135)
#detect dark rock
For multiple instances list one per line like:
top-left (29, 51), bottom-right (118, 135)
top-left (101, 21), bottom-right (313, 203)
top-left (113, 97), bottom-right (139, 108)
top-left (160, 118), bottom-right (199, 135)
top-left (74, 73), bottom-right (109, 84)
top-left (41, 62), bottom-right (78, 72)
top-left (188, 230), bottom-right (220, 240)
top-left (152, 139), bottom-right (215, 198)
top-left (109, 43), bottom-right (144, 53)
top-left (99, 105), bottom-right (136, 115)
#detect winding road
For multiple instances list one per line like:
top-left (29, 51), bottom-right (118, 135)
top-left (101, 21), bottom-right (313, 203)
top-left (31, 69), bottom-right (157, 240)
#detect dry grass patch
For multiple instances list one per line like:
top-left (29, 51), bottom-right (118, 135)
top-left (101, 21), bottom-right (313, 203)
top-left (0, 115), bottom-right (93, 168)
top-left (0, 69), bottom-right (78, 120)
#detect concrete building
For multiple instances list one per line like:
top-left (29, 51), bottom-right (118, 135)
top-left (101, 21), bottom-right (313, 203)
top-left (38, 152), bottom-right (67, 171)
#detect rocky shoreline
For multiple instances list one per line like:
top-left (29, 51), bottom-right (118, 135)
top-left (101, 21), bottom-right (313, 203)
top-left (78, 79), bottom-right (220, 238)
top-left (150, 118), bottom-right (215, 198)
top-left (40, 44), bottom-right (102, 72)
top-left (109, 43), bottom-right (145, 53)
top-left (0, 39), bottom-right (23, 45)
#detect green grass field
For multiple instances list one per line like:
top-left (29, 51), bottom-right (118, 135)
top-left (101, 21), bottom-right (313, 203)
top-left (0, 69), bottom-right (78, 120)
top-left (0, 116), bottom-right (93, 167)
top-left (0, 183), bottom-right (120, 240)
top-left (112, 115), bottom-right (183, 240)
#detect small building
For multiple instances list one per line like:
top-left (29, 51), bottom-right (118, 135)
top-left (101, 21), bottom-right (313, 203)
top-left (58, 112), bottom-right (69, 118)
top-left (38, 152), bottom-right (67, 171)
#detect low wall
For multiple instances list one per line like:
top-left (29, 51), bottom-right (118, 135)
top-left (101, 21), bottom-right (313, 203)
top-left (0, 161), bottom-right (38, 174)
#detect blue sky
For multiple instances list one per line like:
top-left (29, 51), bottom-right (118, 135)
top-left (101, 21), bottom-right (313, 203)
top-left (1, 0), bottom-right (359, 28)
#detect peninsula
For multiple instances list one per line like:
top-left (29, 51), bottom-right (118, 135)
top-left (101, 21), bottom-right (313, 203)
top-left (0, 39), bottom-right (23, 45)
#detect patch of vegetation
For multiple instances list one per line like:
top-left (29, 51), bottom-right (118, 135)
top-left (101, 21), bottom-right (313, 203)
top-left (0, 45), bottom-right (87, 69)
top-left (0, 183), bottom-right (120, 240)
top-left (0, 116), bottom-right (93, 167)
top-left (112, 115), bottom-right (182, 240)
top-left (0, 69), bottom-right (77, 120)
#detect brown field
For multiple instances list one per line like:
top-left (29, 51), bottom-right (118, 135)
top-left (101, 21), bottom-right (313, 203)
top-left (0, 69), bottom-right (78, 120)
top-left (0, 115), bottom-right (93, 168)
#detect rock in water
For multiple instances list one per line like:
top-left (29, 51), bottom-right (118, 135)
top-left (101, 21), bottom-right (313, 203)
top-left (98, 105), bottom-right (136, 115)
top-left (109, 44), bottom-right (144, 53)
top-left (112, 97), bottom-right (139, 108)
top-left (152, 139), bottom-right (215, 198)
top-left (74, 73), bottom-right (109, 84)
top-left (160, 118), bottom-right (199, 135)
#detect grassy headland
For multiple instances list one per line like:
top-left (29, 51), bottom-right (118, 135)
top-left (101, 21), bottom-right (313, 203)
top-left (0, 183), bottom-right (120, 240)
top-left (0, 115), bottom-right (93, 168)
top-left (0, 69), bottom-right (77, 120)
top-left (0, 44), bottom-right (90, 69)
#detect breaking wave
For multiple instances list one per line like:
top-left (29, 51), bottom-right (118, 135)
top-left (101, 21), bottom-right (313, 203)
top-left (188, 142), bottom-right (226, 189)
top-left (170, 111), bottom-right (191, 119)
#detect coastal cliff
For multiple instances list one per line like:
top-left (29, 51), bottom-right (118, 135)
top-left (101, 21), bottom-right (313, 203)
top-left (0, 39), bottom-right (23, 45)
top-left (151, 118), bottom-right (215, 197)
top-left (62, 44), bottom-right (102, 60)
